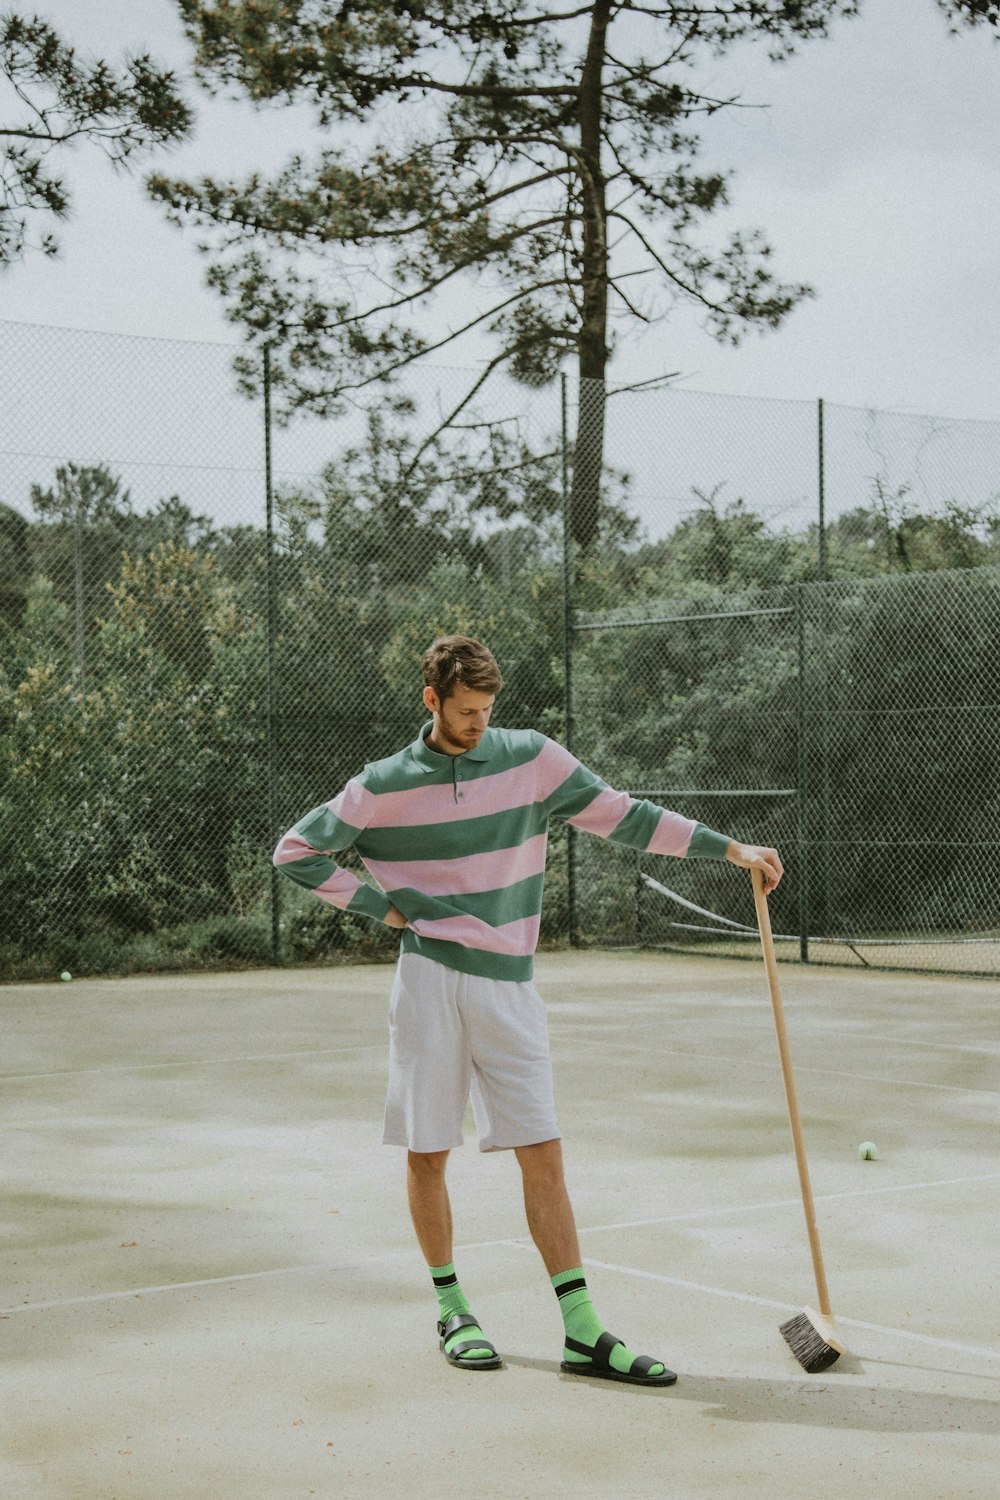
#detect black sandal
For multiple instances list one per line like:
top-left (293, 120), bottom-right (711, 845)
top-left (438, 1313), bottom-right (503, 1371)
top-left (560, 1330), bottom-right (677, 1386)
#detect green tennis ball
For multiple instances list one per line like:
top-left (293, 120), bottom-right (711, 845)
top-left (858, 1141), bottom-right (878, 1161)
top-left (60, 970), bottom-right (72, 982)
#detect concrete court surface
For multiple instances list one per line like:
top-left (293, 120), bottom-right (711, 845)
top-left (1, 949), bottom-right (997, 1500)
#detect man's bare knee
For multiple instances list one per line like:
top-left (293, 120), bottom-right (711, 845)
top-left (407, 1149), bottom-right (450, 1179)
top-left (515, 1138), bottom-right (565, 1180)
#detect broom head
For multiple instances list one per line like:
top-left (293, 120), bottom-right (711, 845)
top-left (780, 1306), bottom-right (847, 1373)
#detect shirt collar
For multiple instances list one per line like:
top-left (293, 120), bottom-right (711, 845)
top-left (411, 722), bottom-right (495, 772)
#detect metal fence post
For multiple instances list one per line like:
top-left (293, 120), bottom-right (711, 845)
top-left (264, 346), bottom-right (282, 966)
top-left (817, 397), bottom-right (827, 583)
top-left (815, 398), bottom-right (832, 934)
top-left (796, 584), bottom-right (810, 963)
top-left (561, 371), bottom-right (577, 947)
top-left (73, 501), bottom-right (86, 682)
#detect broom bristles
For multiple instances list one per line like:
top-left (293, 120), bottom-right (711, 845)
top-left (779, 1306), bottom-right (847, 1373)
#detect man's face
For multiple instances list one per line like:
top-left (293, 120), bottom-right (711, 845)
top-left (423, 683), bottom-right (495, 755)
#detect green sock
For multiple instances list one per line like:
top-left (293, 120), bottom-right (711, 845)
top-left (552, 1267), bottom-right (665, 1378)
top-left (430, 1262), bottom-right (493, 1361)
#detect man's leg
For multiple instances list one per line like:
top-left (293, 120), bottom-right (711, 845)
top-left (515, 1139), bottom-right (674, 1385)
top-left (406, 1149), bottom-right (453, 1267)
top-left (407, 1149), bottom-right (499, 1368)
top-left (513, 1138), bottom-right (581, 1273)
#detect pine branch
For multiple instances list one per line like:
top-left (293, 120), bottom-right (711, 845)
top-left (301, 274), bottom-right (570, 399)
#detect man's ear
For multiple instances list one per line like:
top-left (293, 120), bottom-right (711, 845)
top-left (422, 685), bottom-right (439, 715)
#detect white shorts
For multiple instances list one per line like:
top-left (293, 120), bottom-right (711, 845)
top-left (381, 953), bottom-right (561, 1153)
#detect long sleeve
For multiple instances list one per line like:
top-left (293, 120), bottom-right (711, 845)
top-left (536, 737), bottom-right (730, 861)
top-left (272, 778), bottom-right (393, 923)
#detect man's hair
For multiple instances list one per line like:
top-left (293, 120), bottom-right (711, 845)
top-left (422, 635), bottom-right (503, 702)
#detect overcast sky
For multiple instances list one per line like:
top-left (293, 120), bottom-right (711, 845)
top-left (2, 0), bottom-right (999, 428)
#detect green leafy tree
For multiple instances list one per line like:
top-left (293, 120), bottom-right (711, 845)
top-left (27, 467), bottom-right (222, 675)
top-left (266, 412), bottom-right (574, 807)
top-left (29, 462), bottom-right (132, 677)
top-left (629, 487), bottom-right (816, 595)
top-left (803, 566), bottom-right (1000, 936)
top-left (1, 10), bottom-right (192, 264)
top-left (843, 485), bottom-right (999, 575)
top-left (29, 459), bottom-right (127, 527)
top-left (0, 500), bottom-right (30, 627)
top-left (0, 533), bottom-right (266, 969)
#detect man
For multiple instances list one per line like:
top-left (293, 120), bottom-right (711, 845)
top-left (273, 635), bottom-right (783, 1387)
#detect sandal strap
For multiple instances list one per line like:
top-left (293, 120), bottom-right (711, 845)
top-left (564, 1331), bottom-right (624, 1368)
top-left (438, 1312), bottom-right (482, 1342)
top-left (448, 1338), bottom-right (498, 1360)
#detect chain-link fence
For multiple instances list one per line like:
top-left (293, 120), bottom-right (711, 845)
top-left (3, 321), bottom-right (1000, 979)
top-left (599, 384), bottom-right (1000, 584)
top-left (570, 382), bottom-right (1000, 974)
top-left (570, 569), bottom-right (1000, 974)
top-left (0, 321), bottom-right (568, 979)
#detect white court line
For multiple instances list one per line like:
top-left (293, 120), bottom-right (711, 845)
top-left (562, 1033), bottom-right (999, 1097)
top-left (4, 1173), bottom-right (997, 1325)
top-left (0, 1238), bottom-right (525, 1318)
top-left (0, 1042), bottom-right (384, 1083)
top-left (8, 1041), bottom-right (995, 1096)
top-left (821, 1034), bottom-right (999, 1057)
top-left (0, 1264), bottom-right (318, 1315)
top-left (592, 1014), bottom-right (999, 1059)
top-left (0, 1253), bottom-right (819, 1324)
top-left (575, 1254), bottom-right (1000, 1364)
top-left (0, 1240), bottom-right (434, 1317)
top-left (6, 1251), bottom-right (998, 1365)
top-left (567, 1172), bottom-right (1000, 1236)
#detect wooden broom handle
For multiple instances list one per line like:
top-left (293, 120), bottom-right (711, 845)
top-left (751, 868), bottom-right (833, 1318)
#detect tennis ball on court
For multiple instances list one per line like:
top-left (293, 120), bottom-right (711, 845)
top-left (858, 1140), bottom-right (878, 1160)
top-left (60, 970), bottom-right (72, 982)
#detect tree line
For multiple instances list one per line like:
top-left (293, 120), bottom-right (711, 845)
top-left (3, 432), bottom-right (999, 979)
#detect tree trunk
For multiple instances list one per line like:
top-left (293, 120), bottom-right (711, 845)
top-left (569, 0), bottom-right (611, 553)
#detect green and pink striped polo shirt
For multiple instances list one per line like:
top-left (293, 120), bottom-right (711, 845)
top-left (273, 725), bottom-right (730, 981)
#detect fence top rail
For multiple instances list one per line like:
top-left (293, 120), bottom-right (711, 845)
top-left (574, 606), bottom-right (794, 630)
top-left (630, 788), bottom-right (797, 798)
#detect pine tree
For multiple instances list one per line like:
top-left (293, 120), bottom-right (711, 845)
top-left (151, 1), bottom-right (994, 547)
top-left (1, 11), bottom-right (192, 265)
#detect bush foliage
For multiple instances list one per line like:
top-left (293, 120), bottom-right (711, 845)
top-left (2, 443), bottom-right (999, 980)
